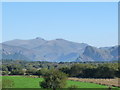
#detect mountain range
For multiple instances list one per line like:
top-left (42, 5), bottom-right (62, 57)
top-left (0, 37), bottom-right (119, 62)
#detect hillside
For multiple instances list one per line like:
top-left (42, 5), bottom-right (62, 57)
top-left (0, 37), bottom-right (119, 62)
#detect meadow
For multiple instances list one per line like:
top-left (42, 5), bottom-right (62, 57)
top-left (1, 61), bottom-right (120, 89)
top-left (69, 77), bottom-right (120, 87)
top-left (1, 76), bottom-right (119, 89)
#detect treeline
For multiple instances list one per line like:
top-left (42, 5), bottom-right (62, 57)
top-left (1, 59), bottom-right (120, 78)
top-left (59, 63), bottom-right (120, 78)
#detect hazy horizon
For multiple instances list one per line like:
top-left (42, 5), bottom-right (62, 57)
top-left (2, 2), bottom-right (118, 47)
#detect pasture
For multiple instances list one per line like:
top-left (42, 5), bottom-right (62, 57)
top-left (1, 76), bottom-right (119, 89)
top-left (69, 77), bottom-right (120, 87)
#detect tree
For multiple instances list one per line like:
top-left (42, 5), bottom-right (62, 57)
top-left (95, 65), bottom-right (115, 78)
top-left (10, 70), bottom-right (24, 75)
top-left (36, 68), bottom-right (48, 77)
top-left (40, 69), bottom-right (67, 89)
top-left (69, 64), bottom-right (85, 77)
top-left (2, 65), bottom-right (8, 71)
top-left (26, 68), bottom-right (37, 75)
top-left (59, 67), bottom-right (70, 76)
top-left (115, 66), bottom-right (120, 78)
top-left (82, 68), bottom-right (97, 78)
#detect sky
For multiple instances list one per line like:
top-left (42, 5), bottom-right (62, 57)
top-left (2, 2), bottom-right (118, 47)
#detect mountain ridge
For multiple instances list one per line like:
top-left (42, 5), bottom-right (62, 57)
top-left (1, 37), bottom-right (119, 62)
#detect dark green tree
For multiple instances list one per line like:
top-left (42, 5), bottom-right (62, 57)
top-left (69, 64), bottom-right (84, 77)
top-left (95, 65), bottom-right (115, 78)
top-left (59, 67), bottom-right (70, 75)
top-left (36, 68), bottom-right (48, 77)
top-left (40, 69), bottom-right (67, 89)
top-left (82, 68), bottom-right (97, 78)
top-left (10, 70), bottom-right (24, 75)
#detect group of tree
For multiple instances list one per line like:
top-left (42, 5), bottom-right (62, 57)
top-left (59, 63), bottom-right (120, 78)
top-left (1, 59), bottom-right (120, 78)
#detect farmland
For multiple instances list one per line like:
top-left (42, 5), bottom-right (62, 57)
top-left (1, 76), bottom-right (116, 88)
top-left (1, 60), bottom-right (120, 89)
top-left (69, 77), bottom-right (120, 87)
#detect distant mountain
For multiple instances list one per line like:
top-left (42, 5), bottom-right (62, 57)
top-left (3, 37), bottom-right (46, 49)
top-left (76, 46), bottom-right (118, 62)
top-left (0, 37), bottom-right (119, 62)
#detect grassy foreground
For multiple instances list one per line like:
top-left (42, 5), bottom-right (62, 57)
top-left (1, 76), bottom-right (119, 88)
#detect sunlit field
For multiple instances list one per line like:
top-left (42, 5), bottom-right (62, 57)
top-left (69, 77), bottom-right (120, 87)
top-left (1, 76), bottom-right (119, 89)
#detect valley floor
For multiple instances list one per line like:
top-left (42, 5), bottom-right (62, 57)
top-left (0, 76), bottom-right (120, 89)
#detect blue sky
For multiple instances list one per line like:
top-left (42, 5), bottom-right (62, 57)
top-left (2, 2), bottom-right (118, 47)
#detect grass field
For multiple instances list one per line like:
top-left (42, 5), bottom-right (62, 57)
top-left (1, 76), bottom-right (119, 89)
top-left (69, 77), bottom-right (120, 87)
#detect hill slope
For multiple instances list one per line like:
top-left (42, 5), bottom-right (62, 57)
top-left (1, 37), bottom-right (119, 62)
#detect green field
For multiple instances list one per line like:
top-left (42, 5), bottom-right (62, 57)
top-left (1, 76), bottom-right (118, 88)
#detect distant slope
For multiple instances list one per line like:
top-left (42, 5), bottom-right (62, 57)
top-left (1, 37), bottom-right (119, 62)
top-left (3, 37), bottom-right (47, 49)
top-left (1, 44), bottom-right (34, 61)
top-left (76, 46), bottom-right (115, 62)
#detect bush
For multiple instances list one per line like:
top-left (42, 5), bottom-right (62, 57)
top-left (40, 69), bottom-right (68, 89)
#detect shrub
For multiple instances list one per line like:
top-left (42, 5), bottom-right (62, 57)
top-left (40, 69), bottom-right (68, 89)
